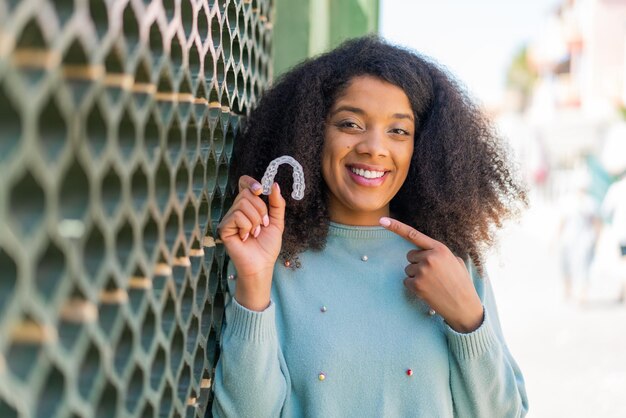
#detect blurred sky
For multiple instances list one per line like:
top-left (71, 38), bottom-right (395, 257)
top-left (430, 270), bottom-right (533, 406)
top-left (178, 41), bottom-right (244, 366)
top-left (380, 0), bottom-right (561, 107)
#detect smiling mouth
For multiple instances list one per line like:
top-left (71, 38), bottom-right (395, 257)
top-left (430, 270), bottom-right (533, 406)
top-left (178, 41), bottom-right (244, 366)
top-left (349, 167), bottom-right (387, 179)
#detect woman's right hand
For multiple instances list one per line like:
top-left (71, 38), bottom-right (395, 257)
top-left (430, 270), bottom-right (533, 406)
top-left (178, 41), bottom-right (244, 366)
top-left (217, 175), bottom-right (286, 311)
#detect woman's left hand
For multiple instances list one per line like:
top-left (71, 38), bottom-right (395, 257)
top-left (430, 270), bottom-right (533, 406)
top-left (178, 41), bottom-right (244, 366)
top-left (380, 217), bottom-right (484, 333)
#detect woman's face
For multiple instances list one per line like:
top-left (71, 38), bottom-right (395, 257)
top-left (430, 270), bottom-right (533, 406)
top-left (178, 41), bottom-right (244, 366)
top-left (322, 75), bottom-right (414, 225)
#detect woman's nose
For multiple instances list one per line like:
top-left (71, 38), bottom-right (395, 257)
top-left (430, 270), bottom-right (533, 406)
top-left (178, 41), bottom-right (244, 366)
top-left (354, 129), bottom-right (388, 157)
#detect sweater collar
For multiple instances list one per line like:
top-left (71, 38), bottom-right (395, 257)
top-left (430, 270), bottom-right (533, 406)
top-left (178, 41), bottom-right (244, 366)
top-left (328, 222), bottom-right (397, 240)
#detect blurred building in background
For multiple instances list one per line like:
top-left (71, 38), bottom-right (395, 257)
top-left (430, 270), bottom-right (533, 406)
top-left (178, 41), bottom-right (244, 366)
top-left (518, 0), bottom-right (626, 169)
top-left (499, 0), bottom-right (626, 304)
top-left (528, 0), bottom-right (626, 115)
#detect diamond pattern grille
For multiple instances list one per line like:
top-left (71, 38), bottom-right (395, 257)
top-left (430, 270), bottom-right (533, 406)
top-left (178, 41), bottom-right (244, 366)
top-left (0, 0), bottom-right (273, 416)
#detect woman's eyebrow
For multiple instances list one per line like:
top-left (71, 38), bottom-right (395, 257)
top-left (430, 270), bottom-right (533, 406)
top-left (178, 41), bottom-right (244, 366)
top-left (392, 113), bottom-right (414, 121)
top-left (330, 105), bottom-right (413, 122)
top-left (329, 105), bottom-right (365, 116)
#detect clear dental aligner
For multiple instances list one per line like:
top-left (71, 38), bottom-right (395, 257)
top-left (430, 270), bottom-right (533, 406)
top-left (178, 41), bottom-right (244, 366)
top-left (261, 156), bottom-right (305, 200)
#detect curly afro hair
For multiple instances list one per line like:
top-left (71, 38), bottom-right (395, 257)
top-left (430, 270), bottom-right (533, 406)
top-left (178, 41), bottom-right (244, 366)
top-left (231, 35), bottom-right (527, 271)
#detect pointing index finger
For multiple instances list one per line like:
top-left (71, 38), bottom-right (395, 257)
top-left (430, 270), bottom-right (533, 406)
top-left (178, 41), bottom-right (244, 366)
top-left (379, 217), bottom-right (438, 250)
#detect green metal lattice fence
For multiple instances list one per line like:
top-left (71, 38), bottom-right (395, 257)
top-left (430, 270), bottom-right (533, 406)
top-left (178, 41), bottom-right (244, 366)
top-left (0, 0), bottom-right (273, 416)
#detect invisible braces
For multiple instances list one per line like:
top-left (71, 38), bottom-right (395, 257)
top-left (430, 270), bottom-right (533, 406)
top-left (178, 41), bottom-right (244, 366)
top-left (261, 156), bottom-right (305, 200)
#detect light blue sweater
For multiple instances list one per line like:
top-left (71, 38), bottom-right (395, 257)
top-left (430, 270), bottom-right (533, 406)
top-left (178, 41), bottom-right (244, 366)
top-left (212, 223), bottom-right (528, 417)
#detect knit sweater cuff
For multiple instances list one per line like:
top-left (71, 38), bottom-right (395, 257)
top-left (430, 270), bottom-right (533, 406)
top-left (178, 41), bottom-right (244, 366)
top-left (229, 298), bottom-right (277, 343)
top-left (445, 307), bottom-right (497, 360)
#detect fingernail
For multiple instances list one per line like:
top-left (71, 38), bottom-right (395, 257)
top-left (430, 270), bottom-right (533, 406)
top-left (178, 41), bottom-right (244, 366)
top-left (379, 217), bottom-right (391, 227)
top-left (274, 183), bottom-right (280, 193)
top-left (251, 183), bottom-right (262, 193)
top-left (253, 225), bottom-right (261, 238)
top-left (262, 214), bottom-right (269, 227)
top-left (242, 232), bottom-right (249, 242)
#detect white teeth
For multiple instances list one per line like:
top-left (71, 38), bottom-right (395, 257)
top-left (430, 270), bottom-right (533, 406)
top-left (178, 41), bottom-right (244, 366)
top-left (350, 167), bottom-right (385, 179)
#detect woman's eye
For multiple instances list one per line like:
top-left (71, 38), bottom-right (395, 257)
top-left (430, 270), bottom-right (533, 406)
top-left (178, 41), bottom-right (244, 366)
top-left (390, 128), bottom-right (410, 136)
top-left (337, 121), bottom-right (361, 129)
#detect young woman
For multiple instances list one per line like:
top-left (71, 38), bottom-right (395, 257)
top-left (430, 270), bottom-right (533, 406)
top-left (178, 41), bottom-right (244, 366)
top-left (212, 36), bottom-right (529, 417)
